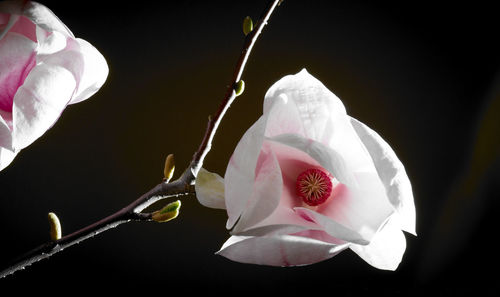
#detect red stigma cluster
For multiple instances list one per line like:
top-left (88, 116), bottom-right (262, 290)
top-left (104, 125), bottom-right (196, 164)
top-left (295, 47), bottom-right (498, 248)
top-left (295, 168), bottom-right (333, 206)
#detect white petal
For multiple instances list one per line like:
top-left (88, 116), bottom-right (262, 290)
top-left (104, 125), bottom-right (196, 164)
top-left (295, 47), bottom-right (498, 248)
top-left (263, 69), bottom-right (379, 177)
top-left (12, 62), bottom-right (76, 150)
top-left (0, 146), bottom-right (17, 171)
top-left (233, 224), bottom-right (312, 237)
top-left (350, 117), bottom-right (416, 235)
top-left (195, 167), bottom-right (226, 209)
top-left (224, 115), bottom-right (268, 229)
top-left (217, 234), bottom-right (349, 267)
top-left (68, 38), bottom-right (108, 104)
top-left (232, 144), bottom-right (283, 232)
top-left (37, 39), bottom-right (84, 89)
top-left (268, 133), bottom-right (357, 187)
top-left (264, 68), bottom-right (346, 121)
top-left (311, 170), bottom-right (395, 243)
top-left (243, 204), bottom-right (321, 234)
top-left (36, 29), bottom-right (67, 56)
top-left (349, 215), bottom-right (407, 270)
top-left (294, 207), bottom-right (369, 245)
top-left (22, 1), bottom-right (74, 37)
top-left (0, 112), bottom-right (12, 149)
top-left (37, 37), bottom-right (107, 105)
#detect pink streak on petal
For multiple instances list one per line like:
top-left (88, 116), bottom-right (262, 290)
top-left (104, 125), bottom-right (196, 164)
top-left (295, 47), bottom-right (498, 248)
top-left (296, 208), bottom-right (315, 222)
top-left (7, 15), bottom-right (37, 42)
top-left (0, 34), bottom-right (37, 113)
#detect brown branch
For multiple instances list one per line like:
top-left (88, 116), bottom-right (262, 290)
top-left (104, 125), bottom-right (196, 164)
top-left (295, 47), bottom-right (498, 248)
top-left (190, 0), bottom-right (282, 176)
top-left (0, 0), bottom-right (283, 279)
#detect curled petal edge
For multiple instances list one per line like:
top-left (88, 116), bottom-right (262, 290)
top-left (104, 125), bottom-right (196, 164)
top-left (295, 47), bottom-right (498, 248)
top-left (350, 117), bottom-right (416, 235)
top-left (217, 234), bottom-right (349, 267)
top-left (224, 115), bottom-right (268, 229)
top-left (69, 38), bottom-right (109, 104)
top-left (231, 145), bottom-right (283, 233)
top-left (349, 214), bottom-right (407, 270)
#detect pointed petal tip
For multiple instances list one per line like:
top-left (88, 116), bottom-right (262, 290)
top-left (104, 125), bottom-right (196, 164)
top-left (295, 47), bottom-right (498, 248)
top-left (0, 147), bottom-right (17, 171)
top-left (195, 167), bottom-right (227, 210)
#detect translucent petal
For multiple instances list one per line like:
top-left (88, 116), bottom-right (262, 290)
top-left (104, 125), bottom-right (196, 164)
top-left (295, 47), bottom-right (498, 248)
top-left (195, 167), bottom-right (226, 210)
top-left (217, 234), bottom-right (349, 266)
top-left (224, 115), bottom-right (268, 229)
top-left (350, 117), bottom-right (416, 235)
top-left (233, 224), bottom-right (312, 238)
top-left (349, 215), bottom-right (407, 270)
top-left (263, 68), bottom-right (378, 179)
top-left (316, 171), bottom-right (395, 243)
top-left (263, 68), bottom-right (346, 123)
top-left (294, 207), bottom-right (369, 245)
top-left (231, 143), bottom-right (283, 232)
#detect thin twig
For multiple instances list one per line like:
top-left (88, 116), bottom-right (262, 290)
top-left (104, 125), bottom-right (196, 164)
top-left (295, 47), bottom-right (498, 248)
top-left (0, 0), bottom-right (283, 279)
top-left (190, 0), bottom-right (281, 177)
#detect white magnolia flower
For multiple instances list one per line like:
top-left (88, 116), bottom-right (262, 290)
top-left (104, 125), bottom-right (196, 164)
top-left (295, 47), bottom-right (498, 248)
top-left (196, 69), bottom-right (416, 270)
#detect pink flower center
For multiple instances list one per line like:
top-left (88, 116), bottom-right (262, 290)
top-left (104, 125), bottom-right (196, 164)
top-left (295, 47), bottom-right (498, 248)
top-left (295, 168), bottom-right (333, 206)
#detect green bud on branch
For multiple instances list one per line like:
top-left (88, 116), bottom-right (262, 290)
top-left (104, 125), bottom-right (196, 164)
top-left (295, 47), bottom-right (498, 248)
top-left (163, 154), bottom-right (175, 182)
top-left (48, 212), bottom-right (61, 241)
top-left (235, 80), bottom-right (245, 96)
top-left (243, 16), bottom-right (253, 36)
top-left (151, 200), bottom-right (181, 223)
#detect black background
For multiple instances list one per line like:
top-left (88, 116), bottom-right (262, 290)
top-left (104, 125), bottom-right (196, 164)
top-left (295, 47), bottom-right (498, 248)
top-left (1, 0), bottom-right (499, 295)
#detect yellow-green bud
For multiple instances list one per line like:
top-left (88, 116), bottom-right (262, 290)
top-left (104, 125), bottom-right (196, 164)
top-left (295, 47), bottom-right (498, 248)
top-left (48, 212), bottom-right (61, 241)
top-left (152, 200), bottom-right (181, 223)
top-left (235, 80), bottom-right (245, 96)
top-left (243, 16), bottom-right (253, 36)
top-left (163, 154), bottom-right (175, 182)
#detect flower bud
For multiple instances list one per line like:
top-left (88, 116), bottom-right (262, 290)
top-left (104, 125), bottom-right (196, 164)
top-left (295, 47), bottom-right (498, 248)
top-left (243, 16), bottom-right (254, 36)
top-left (48, 212), bottom-right (62, 241)
top-left (163, 154), bottom-right (175, 182)
top-left (235, 80), bottom-right (245, 96)
top-left (152, 200), bottom-right (181, 223)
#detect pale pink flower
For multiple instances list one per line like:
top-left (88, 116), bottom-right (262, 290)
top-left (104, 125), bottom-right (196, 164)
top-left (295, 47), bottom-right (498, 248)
top-left (196, 69), bottom-right (416, 270)
top-left (0, 0), bottom-right (108, 170)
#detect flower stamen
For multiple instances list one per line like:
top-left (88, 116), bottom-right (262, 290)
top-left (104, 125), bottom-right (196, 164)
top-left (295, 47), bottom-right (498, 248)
top-left (296, 168), bottom-right (333, 206)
